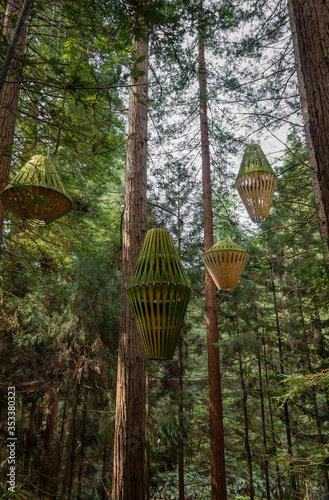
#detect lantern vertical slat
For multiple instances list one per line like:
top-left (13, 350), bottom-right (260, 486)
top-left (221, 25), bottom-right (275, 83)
top-left (236, 144), bottom-right (277, 223)
top-left (127, 228), bottom-right (191, 360)
top-left (202, 240), bottom-right (250, 291)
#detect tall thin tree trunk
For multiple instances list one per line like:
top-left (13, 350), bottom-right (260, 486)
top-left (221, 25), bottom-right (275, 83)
top-left (178, 334), bottom-right (185, 500)
top-left (0, 0), bottom-right (27, 235)
top-left (235, 296), bottom-right (254, 500)
top-left (255, 323), bottom-right (270, 500)
top-left (44, 386), bottom-right (59, 456)
top-left (111, 31), bottom-right (148, 500)
top-left (77, 402), bottom-right (87, 500)
top-left (288, 0), bottom-right (329, 248)
top-left (198, 3), bottom-right (227, 498)
top-left (41, 386), bottom-right (59, 496)
top-left (61, 380), bottom-right (79, 499)
top-left (101, 443), bottom-right (108, 500)
top-left (145, 369), bottom-right (151, 500)
top-left (263, 329), bottom-right (283, 499)
top-left (269, 260), bottom-right (298, 498)
top-left (295, 285), bottom-right (329, 493)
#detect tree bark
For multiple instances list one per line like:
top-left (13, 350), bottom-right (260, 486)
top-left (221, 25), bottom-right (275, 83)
top-left (178, 334), bottom-right (185, 500)
top-left (101, 443), bottom-right (109, 500)
top-left (44, 386), bottom-right (59, 456)
top-left (295, 283), bottom-right (329, 493)
top-left (77, 402), bottom-right (87, 500)
top-left (0, 0), bottom-right (27, 235)
top-left (263, 329), bottom-right (283, 499)
top-left (61, 380), bottom-right (79, 499)
top-left (145, 369), bottom-right (150, 500)
top-left (111, 35), bottom-right (148, 500)
top-left (41, 386), bottom-right (59, 496)
top-left (235, 297), bottom-right (254, 500)
top-left (269, 260), bottom-right (298, 498)
top-left (288, 0), bottom-right (329, 248)
top-left (255, 329), bottom-right (270, 500)
top-left (198, 3), bottom-right (227, 499)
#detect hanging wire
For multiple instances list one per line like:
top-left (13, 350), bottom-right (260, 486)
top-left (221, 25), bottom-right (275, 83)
top-left (0, 0), bottom-right (32, 97)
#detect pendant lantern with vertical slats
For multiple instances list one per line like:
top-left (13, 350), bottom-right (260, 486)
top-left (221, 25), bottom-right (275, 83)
top-left (127, 227), bottom-right (191, 360)
top-left (202, 240), bottom-right (249, 291)
top-left (1, 155), bottom-right (72, 224)
top-left (235, 144), bottom-right (277, 223)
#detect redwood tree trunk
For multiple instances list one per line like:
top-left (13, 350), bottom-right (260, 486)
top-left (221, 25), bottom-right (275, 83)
top-left (198, 3), bottom-right (227, 498)
top-left (0, 0), bottom-right (27, 235)
top-left (111, 35), bottom-right (148, 500)
top-left (288, 0), bottom-right (329, 248)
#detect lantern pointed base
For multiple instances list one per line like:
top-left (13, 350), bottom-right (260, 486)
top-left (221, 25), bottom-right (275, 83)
top-left (202, 240), bottom-right (250, 291)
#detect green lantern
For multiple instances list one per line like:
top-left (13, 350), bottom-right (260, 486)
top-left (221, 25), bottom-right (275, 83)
top-left (202, 240), bottom-right (249, 291)
top-left (236, 144), bottom-right (277, 223)
top-left (1, 155), bottom-right (72, 224)
top-left (127, 227), bottom-right (191, 360)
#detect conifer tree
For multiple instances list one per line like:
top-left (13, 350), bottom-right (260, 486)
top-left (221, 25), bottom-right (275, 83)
top-left (198, 1), bottom-right (227, 498)
top-left (111, 7), bottom-right (148, 499)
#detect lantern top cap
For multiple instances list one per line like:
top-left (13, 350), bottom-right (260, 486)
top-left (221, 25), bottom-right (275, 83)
top-left (236, 143), bottom-right (276, 180)
top-left (2, 155), bottom-right (71, 200)
top-left (128, 226), bottom-right (190, 290)
top-left (203, 239), bottom-right (249, 255)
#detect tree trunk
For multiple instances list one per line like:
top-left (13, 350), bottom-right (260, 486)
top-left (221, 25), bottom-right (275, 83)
top-left (235, 297), bottom-right (254, 500)
top-left (111, 34), bottom-right (148, 500)
top-left (263, 329), bottom-right (283, 499)
top-left (77, 402), bottom-right (87, 500)
top-left (178, 334), bottom-right (185, 500)
top-left (101, 443), bottom-right (109, 500)
top-left (44, 387), bottom-right (59, 456)
top-left (61, 380), bottom-right (79, 499)
top-left (288, 0), bottom-right (329, 248)
top-left (145, 369), bottom-right (150, 500)
top-left (0, 0), bottom-right (27, 235)
top-left (255, 328), bottom-right (270, 500)
top-left (288, 0), bottom-right (328, 245)
top-left (41, 387), bottom-right (59, 496)
top-left (296, 284), bottom-right (329, 493)
top-left (269, 260), bottom-right (298, 498)
top-left (198, 3), bottom-right (227, 498)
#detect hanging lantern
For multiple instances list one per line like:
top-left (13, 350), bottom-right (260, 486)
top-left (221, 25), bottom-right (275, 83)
top-left (127, 227), bottom-right (191, 360)
top-left (1, 155), bottom-right (72, 224)
top-left (202, 240), bottom-right (249, 291)
top-left (235, 143), bottom-right (277, 223)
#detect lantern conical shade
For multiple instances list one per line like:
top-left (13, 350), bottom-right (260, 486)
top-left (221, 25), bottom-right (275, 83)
top-left (202, 240), bottom-right (249, 291)
top-left (127, 228), bottom-right (191, 360)
top-left (1, 155), bottom-right (72, 224)
top-left (235, 144), bottom-right (277, 223)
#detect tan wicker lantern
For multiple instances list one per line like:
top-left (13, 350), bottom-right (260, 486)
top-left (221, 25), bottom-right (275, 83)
top-left (236, 144), bottom-right (277, 223)
top-left (1, 155), bottom-right (72, 224)
top-left (127, 228), bottom-right (191, 360)
top-left (202, 240), bottom-right (249, 291)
